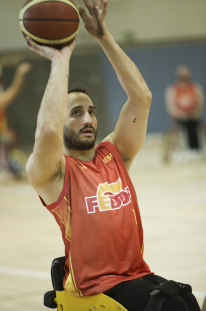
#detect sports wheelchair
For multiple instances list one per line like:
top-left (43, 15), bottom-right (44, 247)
top-left (44, 256), bottom-right (206, 311)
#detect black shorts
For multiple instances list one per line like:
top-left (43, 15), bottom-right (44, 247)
top-left (104, 275), bottom-right (201, 311)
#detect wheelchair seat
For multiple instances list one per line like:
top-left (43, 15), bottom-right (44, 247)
top-left (44, 256), bottom-right (128, 311)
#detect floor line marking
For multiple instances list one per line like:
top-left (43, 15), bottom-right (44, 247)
top-left (0, 267), bottom-right (50, 279)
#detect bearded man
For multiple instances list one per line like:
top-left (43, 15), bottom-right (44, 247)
top-left (26, 1), bottom-right (201, 310)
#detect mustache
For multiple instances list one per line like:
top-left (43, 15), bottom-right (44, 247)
top-left (79, 125), bottom-right (95, 134)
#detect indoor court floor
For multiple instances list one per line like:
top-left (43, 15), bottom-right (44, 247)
top-left (0, 134), bottom-right (205, 311)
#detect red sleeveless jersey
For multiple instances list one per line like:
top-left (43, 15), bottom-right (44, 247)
top-left (41, 142), bottom-right (152, 296)
top-left (173, 83), bottom-right (198, 112)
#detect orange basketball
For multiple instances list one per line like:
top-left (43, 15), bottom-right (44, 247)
top-left (19, 0), bottom-right (80, 49)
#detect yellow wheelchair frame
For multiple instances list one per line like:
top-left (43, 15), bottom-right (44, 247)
top-left (53, 290), bottom-right (128, 311)
top-left (44, 256), bottom-right (128, 311)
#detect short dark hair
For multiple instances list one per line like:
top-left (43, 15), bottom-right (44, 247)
top-left (68, 87), bottom-right (89, 96)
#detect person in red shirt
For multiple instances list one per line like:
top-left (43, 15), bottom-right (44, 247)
top-left (26, 1), bottom-right (200, 310)
top-left (165, 65), bottom-right (204, 161)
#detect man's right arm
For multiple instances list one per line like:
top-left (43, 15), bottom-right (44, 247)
top-left (26, 38), bottom-right (76, 204)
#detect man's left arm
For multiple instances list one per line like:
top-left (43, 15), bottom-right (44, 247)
top-left (99, 34), bottom-right (152, 166)
top-left (79, 0), bottom-right (152, 169)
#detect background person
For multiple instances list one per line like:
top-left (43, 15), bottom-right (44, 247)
top-left (0, 57), bottom-right (32, 178)
top-left (26, 1), bottom-right (201, 310)
top-left (165, 65), bottom-right (204, 162)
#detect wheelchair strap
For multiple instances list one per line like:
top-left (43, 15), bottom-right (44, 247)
top-left (144, 280), bottom-right (192, 311)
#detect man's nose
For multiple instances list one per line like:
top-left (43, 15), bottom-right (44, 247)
top-left (83, 112), bottom-right (93, 125)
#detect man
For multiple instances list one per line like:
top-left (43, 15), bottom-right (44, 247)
top-left (26, 1), bottom-right (200, 310)
top-left (165, 65), bottom-right (204, 161)
top-left (0, 58), bottom-right (32, 177)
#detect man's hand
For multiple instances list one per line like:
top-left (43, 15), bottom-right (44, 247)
top-left (26, 37), bottom-right (76, 62)
top-left (78, 0), bottom-right (108, 39)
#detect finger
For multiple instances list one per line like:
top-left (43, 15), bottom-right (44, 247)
top-left (26, 40), bottom-right (39, 55)
top-left (78, 6), bottom-right (89, 22)
top-left (26, 37), bottom-right (36, 52)
top-left (26, 36), bottom-right (52, 53)
top-left (26, 36), bottom-right (42, 52)
top-left (102, 0), bottom-right (108, 18)
top-left (69, 38), bottom-right (77, 51)
top-left (83, 0), bottom-right (95, 15)
top-left (26, 37), bottom-right (51, 59)
top-left (26, 39), bottom-right (44, 57)
top-left (98, 0), bottom-right (104, 10)
top-left (93, 0), bottom-right (100, 8)
top-left (26, 36), bottom-right (35, 46)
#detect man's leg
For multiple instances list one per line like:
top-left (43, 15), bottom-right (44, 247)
top-left (104, 275), bottom-right (201, 311)
top-left (181, 292), bottom-right (202, 311)
top-left (104, 275), bottom-right (167, 311)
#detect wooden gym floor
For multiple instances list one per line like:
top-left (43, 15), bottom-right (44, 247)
top-left (0, 134), bottom-right (205, 311)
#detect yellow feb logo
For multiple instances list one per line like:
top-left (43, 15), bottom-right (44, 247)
top-left (85, 178), bottom-right (131, 214)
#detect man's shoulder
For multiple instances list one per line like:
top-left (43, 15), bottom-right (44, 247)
top-left (95, 140), bottom-right (120, 156)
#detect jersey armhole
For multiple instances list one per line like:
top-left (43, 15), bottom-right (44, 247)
top-left (39, 155), bottom-right (70, 211)
top-left (97, 142), bottom-right (126, 167)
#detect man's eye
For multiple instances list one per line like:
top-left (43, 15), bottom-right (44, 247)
top-left (73, 110), bottom-right (80, 116)
top-left (89, 110), bottom-right (95, 115)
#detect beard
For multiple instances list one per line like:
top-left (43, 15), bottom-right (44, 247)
top-left (63, 125), bottom-right (97, 151)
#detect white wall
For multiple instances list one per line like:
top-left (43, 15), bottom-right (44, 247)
top-left (106, 0), bottom-right (206, 42)
top-left (0, 0), bottom-right (206, 52)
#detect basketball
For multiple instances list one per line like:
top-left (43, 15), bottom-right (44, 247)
top-left (19, 0), bottom-right (80, 49)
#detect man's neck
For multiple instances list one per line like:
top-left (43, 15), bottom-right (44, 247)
top-left (63, 146), bottom-right (96, 161)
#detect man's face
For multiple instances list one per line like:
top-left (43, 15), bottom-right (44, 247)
top-left (63, 92), bottom-right (98, 151)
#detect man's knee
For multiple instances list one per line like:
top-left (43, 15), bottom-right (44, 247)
top-left (162, 294), bottom-right (188, 311)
